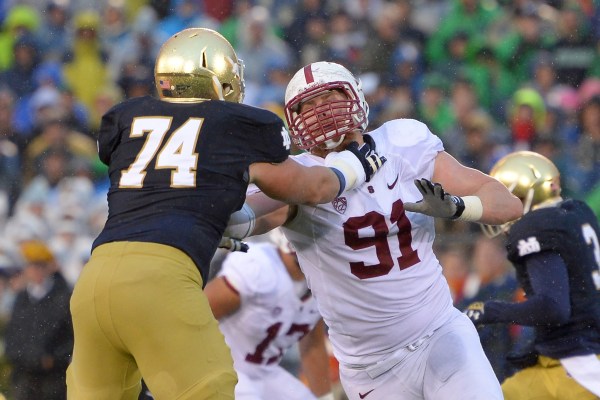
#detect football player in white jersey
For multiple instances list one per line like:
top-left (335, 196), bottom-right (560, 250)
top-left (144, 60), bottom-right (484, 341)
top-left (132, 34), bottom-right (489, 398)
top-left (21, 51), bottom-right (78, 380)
top-left (205, 229), bottom-right (334, 400)
top-left (223, 62), bottom-right (523, 400)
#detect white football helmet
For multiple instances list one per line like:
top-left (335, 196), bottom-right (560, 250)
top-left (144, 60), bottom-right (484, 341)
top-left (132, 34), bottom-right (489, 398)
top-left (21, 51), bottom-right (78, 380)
top-left (284, 62), bottom-right (369, 150)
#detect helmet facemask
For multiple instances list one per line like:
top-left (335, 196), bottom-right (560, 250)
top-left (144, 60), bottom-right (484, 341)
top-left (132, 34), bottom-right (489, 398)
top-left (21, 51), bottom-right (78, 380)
top-left (285, 62), bottom-right (369, 150)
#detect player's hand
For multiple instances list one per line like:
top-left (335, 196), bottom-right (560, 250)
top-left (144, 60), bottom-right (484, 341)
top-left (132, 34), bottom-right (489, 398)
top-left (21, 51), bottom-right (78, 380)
top-left (403, 178), bottom-right (465, 219)
top-left (218, 237), bottom-right (249, 252)
top-left (464, 302), bottom-right (486, 326)
top-left (345, 141), bottom-right (387, 182)
top-left (326, 141), bottom-right (386, 193)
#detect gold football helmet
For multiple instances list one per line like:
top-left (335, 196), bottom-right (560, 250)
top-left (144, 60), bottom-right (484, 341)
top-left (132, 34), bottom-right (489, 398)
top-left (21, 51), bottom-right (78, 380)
top-left (154, 28), bottom-right (245, 103)
top-left (482, 151), bottom-right (562, 237)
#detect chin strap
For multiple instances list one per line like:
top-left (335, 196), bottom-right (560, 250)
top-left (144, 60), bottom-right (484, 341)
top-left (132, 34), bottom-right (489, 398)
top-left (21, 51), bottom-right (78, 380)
top-left (323, 134), bottom-right (345, 149)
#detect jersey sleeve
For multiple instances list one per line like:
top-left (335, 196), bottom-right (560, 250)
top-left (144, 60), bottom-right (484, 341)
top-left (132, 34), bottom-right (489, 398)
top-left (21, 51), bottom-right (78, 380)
top-left (375, 119), bottom-right (444, 181)
top-left (235, 107), bottom-right (290, 165)
top-left (97, 103), bottom-right (124, 166)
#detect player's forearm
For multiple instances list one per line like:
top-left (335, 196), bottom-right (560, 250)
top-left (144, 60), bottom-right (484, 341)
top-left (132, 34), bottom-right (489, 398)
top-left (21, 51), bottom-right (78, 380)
top-left (482, 295), bottom-right (570, 326)
top-left (224, 192), bottom-right (290, 239)
top-left (299, 323), bottom-right (332, 397)
top-left (301, 350), bottom-right (332, 397)
top-left (475, 180), bottom-right (523, 225)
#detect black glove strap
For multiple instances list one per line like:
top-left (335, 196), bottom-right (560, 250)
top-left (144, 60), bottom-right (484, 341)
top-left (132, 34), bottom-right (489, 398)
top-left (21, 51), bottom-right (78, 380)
top-left (363, 134), bottom-right (376, 150)
top-left (450, 195), bottom-right (465, 220)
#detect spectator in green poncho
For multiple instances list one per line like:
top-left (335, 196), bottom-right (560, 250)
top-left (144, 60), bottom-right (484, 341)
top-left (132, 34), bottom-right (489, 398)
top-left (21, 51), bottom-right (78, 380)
top-left (0, 5), bottom-right (40, 71)
top-left (425, 0), bottom-right (503, 68)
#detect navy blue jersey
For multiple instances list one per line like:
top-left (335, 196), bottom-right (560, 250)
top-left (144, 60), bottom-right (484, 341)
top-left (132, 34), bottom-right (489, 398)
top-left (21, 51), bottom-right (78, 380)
top-left (506, 199), bottom-right (600, 358)
top-left (93, 96), bottom-right (290, 282)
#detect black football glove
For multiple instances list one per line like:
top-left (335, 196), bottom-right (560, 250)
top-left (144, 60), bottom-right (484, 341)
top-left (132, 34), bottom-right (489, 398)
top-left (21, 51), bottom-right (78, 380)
top-left (345, 141), bottom-right (387, 183)
top-left (218, 237), bottom-right (249, 253)
top-left (464, 302), bottom-right (486, 326)
top-left (403, 178), bottom-right (465, 219)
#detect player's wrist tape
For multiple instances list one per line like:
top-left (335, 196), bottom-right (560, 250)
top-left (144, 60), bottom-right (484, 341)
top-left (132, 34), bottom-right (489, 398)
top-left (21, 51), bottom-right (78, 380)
top-left (451, 195), bottom-right (483, 222)
top-left (325, 150), bottom-right (367, 194)
top-left (317, 393), bottom-right (335, 400)
top-left (329, 167), bottom-right (346, 197)
top-left (223, 203), bottom-right (255, 239)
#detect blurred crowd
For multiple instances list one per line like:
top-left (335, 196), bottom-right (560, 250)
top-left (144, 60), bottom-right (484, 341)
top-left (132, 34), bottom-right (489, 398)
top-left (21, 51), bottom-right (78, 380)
top-left (0, 0), bottom-right (598, 398)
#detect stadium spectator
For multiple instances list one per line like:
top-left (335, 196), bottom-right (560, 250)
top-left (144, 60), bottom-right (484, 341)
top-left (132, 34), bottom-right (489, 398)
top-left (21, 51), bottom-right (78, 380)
top-left (426, 0), bottom-right (503, 69)
top-left (571, 94), bottom-right (600, 195)
top-left (36, 1), bottom-right (71, 63)
top-left (0, 5), bottom-right (40, 71)
top-left (4, 240), bottom-right (73, 400)
top-left (62, 10), bottom-right (111, 129)
top-left (236, 6), bottom-right (292, 87)
top-left (551, 4), bottom-right (597, 87)
top-left (0, 87), bottom-right (22, 214)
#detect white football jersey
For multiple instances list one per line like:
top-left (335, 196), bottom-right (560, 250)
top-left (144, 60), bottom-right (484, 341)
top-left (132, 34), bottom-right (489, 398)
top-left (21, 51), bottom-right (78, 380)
top-left (217, 243), bottom-right (322, 379)
top-left (283, 119), bottom-right (455, 366)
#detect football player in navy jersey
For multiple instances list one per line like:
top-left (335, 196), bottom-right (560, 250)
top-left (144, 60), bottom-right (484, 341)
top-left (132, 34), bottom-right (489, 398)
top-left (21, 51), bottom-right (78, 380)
top-left (466, 151), bottom-right (600, 400)
top-left (66, 28), bottom-right (385, 400)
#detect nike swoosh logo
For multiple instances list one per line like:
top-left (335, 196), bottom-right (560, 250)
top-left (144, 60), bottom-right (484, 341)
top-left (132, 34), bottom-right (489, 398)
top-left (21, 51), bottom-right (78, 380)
top-left (387, 174), bottom-right (399, 190)
top-left (359, 389), bottom-right (375, 399)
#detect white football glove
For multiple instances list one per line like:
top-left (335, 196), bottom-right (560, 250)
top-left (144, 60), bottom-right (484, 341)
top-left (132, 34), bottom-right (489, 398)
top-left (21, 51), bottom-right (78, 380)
top-left (403, 178), bottom-right (466, 219)
top-left (326, 141), bottom-right (387, 194)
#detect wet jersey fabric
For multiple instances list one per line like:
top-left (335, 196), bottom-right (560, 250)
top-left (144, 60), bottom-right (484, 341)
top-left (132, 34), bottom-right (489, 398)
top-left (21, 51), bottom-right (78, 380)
top-left (283, 119), bottom-right (452, 367)
top-left (506, 199), bottom-right (600, 359)
top-left (93, 96), bottom-right (289, 281)
top-left (217, 242), bottom-right (321, 400)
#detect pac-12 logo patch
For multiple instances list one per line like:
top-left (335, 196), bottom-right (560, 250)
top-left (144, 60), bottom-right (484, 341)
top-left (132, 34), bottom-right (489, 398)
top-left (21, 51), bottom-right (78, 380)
top-left (332, 197), bottom-right (347, 214)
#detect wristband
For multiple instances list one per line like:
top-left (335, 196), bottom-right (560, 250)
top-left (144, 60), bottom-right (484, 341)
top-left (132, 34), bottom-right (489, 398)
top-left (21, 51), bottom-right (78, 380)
top-left (454, 196), bottom-right (483, 222)
top-left (324, 150), bottom-right (367, 193)
top-left (329, 167), bottom-right (346, 197)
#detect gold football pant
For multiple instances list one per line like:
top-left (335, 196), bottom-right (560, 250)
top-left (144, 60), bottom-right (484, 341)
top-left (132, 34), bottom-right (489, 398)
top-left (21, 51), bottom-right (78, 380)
top-left (502, 355), bottom-right (600, 400)
top-left (66, 242), bottom-right (236, 399)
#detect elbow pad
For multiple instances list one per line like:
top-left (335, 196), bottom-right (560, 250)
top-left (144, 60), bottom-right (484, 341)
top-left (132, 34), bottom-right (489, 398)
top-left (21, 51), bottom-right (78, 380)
top-left (224, 203), bottom-right (255, 239)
